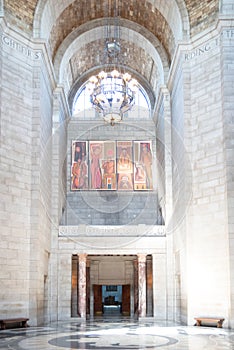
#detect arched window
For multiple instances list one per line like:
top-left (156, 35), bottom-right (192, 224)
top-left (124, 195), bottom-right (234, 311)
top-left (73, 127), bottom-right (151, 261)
top-left (72, 80), bottom-right (151, 120)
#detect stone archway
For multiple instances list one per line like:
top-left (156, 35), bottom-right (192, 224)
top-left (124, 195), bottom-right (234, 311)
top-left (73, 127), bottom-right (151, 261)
top-left (71, 254), bottom-right (153, 318)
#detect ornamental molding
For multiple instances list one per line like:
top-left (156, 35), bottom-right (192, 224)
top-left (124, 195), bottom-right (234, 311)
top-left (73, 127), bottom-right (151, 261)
top-left (59, 225), bottom-right (165, 237)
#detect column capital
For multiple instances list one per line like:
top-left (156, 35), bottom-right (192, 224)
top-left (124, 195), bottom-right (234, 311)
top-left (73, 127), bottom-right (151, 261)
top-left (78, 253), bottom-right (87, 263)
top-left (137, 253), bottom-right (147, 263)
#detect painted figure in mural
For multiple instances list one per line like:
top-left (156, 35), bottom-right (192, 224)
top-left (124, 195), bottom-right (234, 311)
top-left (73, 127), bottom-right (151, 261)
top-left (102, 150), bottom-right (115, 175)
top-left (118, 147), bottom-right (132, 172)
top-left (140, 143), bottom-right (153, 189)
top-left (74, 142), bottom-right (83, 162)
top-left (71, 161), bottom-right (80, 189)
top-left (90, 144), bottom-right (102, 189)
top-left (79, 158), bottom-right (88, 188)
top-left (102, 159), bottom-right (115, 175)
top-left (102, 149), bottom-right (116, 189)
top-left (71, 158), bottom-right (88, 189)
top-left (118, 174), bottom-right (133, 190)
top-left (71, 142), bottom-right (88, 189)
top-left (135, 163), bottom-right (145, 181)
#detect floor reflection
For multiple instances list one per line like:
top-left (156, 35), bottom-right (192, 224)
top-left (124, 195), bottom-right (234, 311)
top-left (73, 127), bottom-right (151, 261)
top-left (0, 317), bottom-right (234, 350)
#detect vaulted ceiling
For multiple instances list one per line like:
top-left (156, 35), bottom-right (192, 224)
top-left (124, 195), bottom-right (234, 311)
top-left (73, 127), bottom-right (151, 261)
top-left (3, 0), bottom-right (219, 105)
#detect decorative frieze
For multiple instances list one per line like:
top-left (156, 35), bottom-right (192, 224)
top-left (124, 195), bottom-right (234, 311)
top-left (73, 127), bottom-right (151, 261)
top-left (59, 225), bottom-right (165, 237)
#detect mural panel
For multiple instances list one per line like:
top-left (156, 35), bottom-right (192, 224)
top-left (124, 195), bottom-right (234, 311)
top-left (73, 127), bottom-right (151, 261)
top-left (101, 141), bottom-right (116, 190)
top-left (71, 140), bottom-right (153, 191)
top-left (117, 141), bottom-right (134, 190)
top-left (89, 141), bottom-right (103, 189)
top-left (71, 141), bottom-right (88, 190)
top-left (134, 141), bottom-right (153, 190)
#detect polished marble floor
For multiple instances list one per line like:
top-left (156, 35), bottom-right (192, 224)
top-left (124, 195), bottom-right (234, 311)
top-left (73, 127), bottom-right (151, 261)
top-left (1, 317), bottom-right (234, 350)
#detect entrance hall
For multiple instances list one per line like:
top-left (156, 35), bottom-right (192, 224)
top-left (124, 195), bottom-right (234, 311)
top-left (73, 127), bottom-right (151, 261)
top-left (71, 255), bottom-right (153, 319)
top-left (1, 0), bottom-right (234, 334)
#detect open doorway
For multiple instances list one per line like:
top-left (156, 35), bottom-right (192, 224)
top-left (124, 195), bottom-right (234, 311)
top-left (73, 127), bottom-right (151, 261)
top-left (71, 254), bottom-right (153, 318)
top-left (102, 285), bottom-right (122, 315)
top-left (93, 284), bottom-right (130, 316)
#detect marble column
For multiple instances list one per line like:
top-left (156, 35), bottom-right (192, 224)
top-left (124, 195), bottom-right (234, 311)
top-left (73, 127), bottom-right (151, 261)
top-left (146, 255), bottom-right (153, 316)
top-left (138, 254), bottom-right (147, 317)
top-left (86, 258), bottom-right (90, 316)
top-left (71, 255), bottom-right (78, 317)
top-left (134, 259), bottom-right (138, 315)
top-left (78, 253), bottom-right (87, 318)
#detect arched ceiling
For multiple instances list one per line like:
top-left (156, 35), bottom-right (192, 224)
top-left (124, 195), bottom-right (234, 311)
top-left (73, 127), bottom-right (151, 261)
top-left (4, 0), bottom-right (219, 41)
top-left (3, 0), bottom-right (219, 108)
top-left (57, 22), bottom-right (166, 107)
top-left (48, 1), bottom-right (177, 63)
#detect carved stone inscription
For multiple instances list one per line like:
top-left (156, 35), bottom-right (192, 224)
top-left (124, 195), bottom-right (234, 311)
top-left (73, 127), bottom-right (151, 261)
top-left (2, 35), bottom-right (40, 59)
top-left (184, 29), bottom-right (234, 61)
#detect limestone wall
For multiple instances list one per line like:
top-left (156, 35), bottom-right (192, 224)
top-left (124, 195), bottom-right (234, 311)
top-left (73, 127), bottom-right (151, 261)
top-left (170, 25), bottom-right (232, 326)
top-left (169, 57), bottom-right (188, 324)
top-left (0, 25), bottom-right (34, 319)
top-left (0, 23), bottom-right (55, 325)
top-left (221, 27), bottom-right (234, 327)
top-left (29, 57), bottom-right (54, 326)
top-left (155, 89), bottom-right (166, 220)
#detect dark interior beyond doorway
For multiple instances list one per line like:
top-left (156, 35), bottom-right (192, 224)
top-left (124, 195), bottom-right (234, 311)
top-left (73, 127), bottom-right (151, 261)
top-left (102, 285), bottom-right (122, 315)
top-left (93, 285), bottom-right (131, 316)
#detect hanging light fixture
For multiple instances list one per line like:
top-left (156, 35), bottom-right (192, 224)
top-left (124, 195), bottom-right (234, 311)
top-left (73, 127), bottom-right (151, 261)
top-left (87, 0), bottom-right (138, 126)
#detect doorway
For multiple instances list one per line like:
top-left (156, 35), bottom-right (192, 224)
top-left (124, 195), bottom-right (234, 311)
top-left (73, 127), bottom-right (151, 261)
top-left (93, 284), bottom-right (130, 316)
top-left (71, 254), bottom-right (153, 318)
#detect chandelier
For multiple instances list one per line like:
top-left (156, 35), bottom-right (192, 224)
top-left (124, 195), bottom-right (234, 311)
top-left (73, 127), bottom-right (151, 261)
top-left (87, 1), bottom-right (138, 126)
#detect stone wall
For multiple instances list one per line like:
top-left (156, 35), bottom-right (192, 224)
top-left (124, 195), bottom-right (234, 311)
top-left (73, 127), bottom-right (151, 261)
top-left (0, 25), bottom-right (34, 319)
top-left (170, 26), bottom-right (232, 325)
top-left (63, 119), bottom-right (160, 227)
top-left (49, 88), bottom-right (69, 323)
top-left (0, 23), bottom-right (55, 325)
top-left (29, 55), bottom-right (54, 325)
top-left (221, 27), bottom-right (234, 327)
top-left (155, 89), bottom-right (166, 220)
top-left (170, 57), bottom-right (190, 324)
